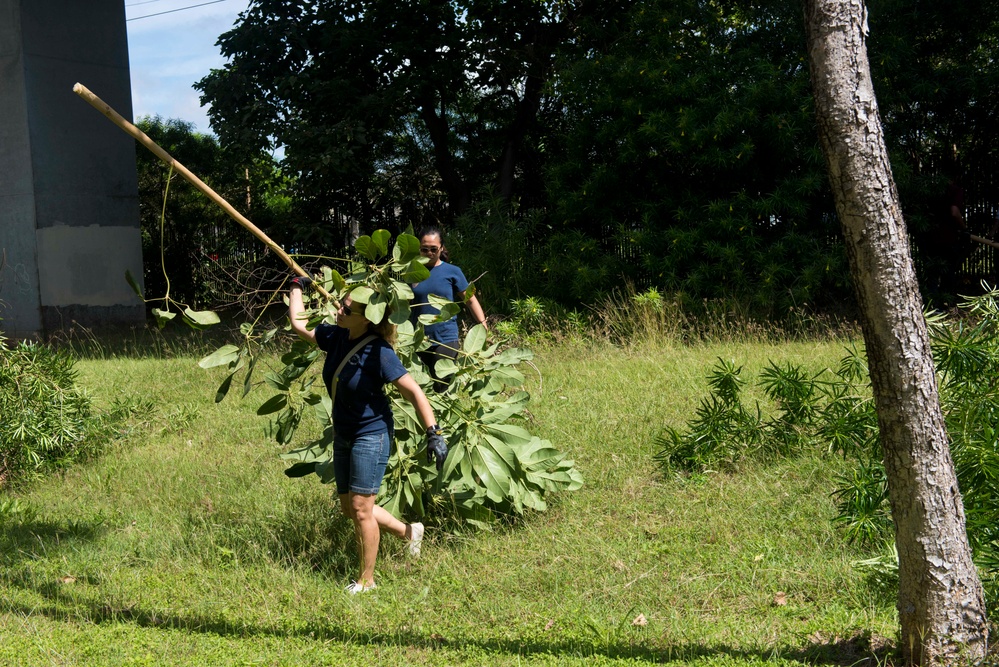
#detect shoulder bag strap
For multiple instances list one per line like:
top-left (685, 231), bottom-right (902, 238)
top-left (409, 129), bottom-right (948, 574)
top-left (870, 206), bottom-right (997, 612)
top-left (329, 334), bottom-right (378, 407)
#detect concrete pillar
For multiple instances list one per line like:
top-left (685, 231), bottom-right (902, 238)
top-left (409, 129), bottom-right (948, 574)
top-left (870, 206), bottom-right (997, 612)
top-left (0, 0), bottom-right (144, 338)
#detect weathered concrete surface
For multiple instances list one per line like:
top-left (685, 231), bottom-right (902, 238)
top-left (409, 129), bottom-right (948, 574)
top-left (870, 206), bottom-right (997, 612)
top-left (0, 0), bottom-right (144, 338)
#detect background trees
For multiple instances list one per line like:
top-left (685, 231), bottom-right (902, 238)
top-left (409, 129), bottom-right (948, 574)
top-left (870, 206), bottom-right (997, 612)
top-left (196, 0), bottom-right (591, 245)
top-left (189, 0), bottom-right (998, 317)
top-left (543, 0), bottom-right (846, 311)
top-left (136, 116), bottom-right (291, 309)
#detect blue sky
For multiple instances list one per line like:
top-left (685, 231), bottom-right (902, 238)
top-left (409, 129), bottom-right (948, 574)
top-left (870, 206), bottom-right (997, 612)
top-left (125, 0), bottom-right (250, 135)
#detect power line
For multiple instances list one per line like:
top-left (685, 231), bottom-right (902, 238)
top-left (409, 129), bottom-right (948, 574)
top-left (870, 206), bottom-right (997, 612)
top-left (125, 0), bottom-right (172, 7)
top-left (126, 0), bottom-right (233, 21)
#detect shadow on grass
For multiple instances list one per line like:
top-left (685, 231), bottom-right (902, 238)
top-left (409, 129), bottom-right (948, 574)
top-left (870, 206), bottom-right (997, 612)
top-left (44, 310), bottom-right (287, 361)
top-left (1, 574), bottom-right (895, 666)
top-left (0, 516), bottom-right (106, 567)
top-left (0, 508), bottom-right (896, 665)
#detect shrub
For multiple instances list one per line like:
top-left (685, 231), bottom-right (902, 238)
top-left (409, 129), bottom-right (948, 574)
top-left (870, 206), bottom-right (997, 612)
top-left (655, 288), bottom-right (999, 610)
top-left (0, 330), bottom-right (142, 487)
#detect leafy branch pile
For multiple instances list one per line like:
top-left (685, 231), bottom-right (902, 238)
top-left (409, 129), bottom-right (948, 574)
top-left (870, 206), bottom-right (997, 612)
top-left (200, 231), bottom-right (582, 528)
top-left (657, 288), bottom-right (999, 610)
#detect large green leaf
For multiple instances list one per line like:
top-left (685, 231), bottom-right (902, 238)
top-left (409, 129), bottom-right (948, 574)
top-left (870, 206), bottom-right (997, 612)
top-left (354, 235), bottom-right (377, 261)
top-left (527, 468), bottom-right (584, 491)
top-left (371, 229), bottom-right (391, 258)
top-left (381, 485), bottom-right (402, 517)
top-left (315, 458), bottom-right (337, 484)
top-left (350, 285), bottom-right (376, 304)
top-left (391, 280), bottom-right (415, 300)
top-left (215, 372), bottom-right (235, 403)
top-left (407, 472), bottom-right (426, 516)
top-left (483, 423), bottom-right (534, 446)
top-left (470, 446), bottom-right (511, 500)
top-left (183, 307), bottom-right (221, 327)
top-left (477, 391), bottom-right (530, 424)
top-left (365, 294), bottom-right (387, 324)
top-left (434, 358), bottom-right (458, 379)
top-left (523, 446), bottom-right (567, 468)
top-left (275, 407), bottom-right (300, 444)
top-left (322, 266), bottom-right (346, 292)
top-left (485, 366), bottom-right (525, 386)
top-left (393, 233), bottom-right (421, 263)
top-left (125, 269), bottom-right (144, 299)
top-left (441, 436), bottom-right (466, 479)
top-left (152, 307), bottom-right (175, 329)
top-left (481, 436), bottom-right (518, 471)
top-left (242, 356), bottom-right (256, 398)
top-left (264, 371), bottom-right (291, 391)
top-left (389, 296), bottom-right (411, 325)
top-left (280, 440), bottom-right (331, 463)
top-left (463, 325), bottom-right (487, 353)
top-left (494, 348), bottom-right (534, 365)
top-left (403, 258), bottom-right (431, 283)
top-left (199, 344), bottom-right (240, 369)
top-left (257, 394), bottom-right (288, 415)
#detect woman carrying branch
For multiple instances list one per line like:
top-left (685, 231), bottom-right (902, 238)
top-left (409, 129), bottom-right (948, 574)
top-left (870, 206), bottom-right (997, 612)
top-left (289, 277), bottom-right (448, 594)
top-left (410, 226), bottom-right (488, 388)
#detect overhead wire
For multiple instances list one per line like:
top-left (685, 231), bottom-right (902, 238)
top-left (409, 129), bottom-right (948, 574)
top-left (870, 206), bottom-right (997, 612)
top-left (127, 0), bottom-right (234, 21)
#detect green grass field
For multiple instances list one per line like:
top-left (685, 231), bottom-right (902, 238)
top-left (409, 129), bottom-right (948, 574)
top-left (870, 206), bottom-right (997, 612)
top-left (0, 338), bottom-right (898, 666)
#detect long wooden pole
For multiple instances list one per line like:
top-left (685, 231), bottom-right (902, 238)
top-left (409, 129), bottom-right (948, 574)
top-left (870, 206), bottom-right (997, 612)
top-left (970, 233), bottom-right (999, 251)
top-left (72, 82), bottom-right (331, 300)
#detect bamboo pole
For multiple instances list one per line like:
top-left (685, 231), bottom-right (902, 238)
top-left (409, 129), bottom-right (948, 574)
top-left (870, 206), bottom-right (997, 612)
top-left (970, 233), bottom-right (999, 251)
top-left (72, 82), bottom-right (332, 300)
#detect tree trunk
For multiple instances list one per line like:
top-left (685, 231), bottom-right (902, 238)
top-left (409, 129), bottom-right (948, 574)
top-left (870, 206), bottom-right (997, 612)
top-left (418, 100), bottom-right (471, 219)
top-left (803, 0), bottom-right (989, 664)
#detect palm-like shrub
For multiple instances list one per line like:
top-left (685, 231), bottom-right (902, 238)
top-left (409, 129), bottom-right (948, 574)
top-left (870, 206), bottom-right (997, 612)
top-left (656, 289), bottom-right (999, 609)
top-left (0, 331), bottom-right (139, 487)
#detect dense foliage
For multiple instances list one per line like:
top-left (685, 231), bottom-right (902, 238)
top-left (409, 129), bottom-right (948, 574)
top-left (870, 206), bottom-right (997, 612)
top-left (195, 0), bottom-right (585, 237)
top-left (655, 288), bottom-right (999, 610)
top-left (0, 331), bottom-right (140, 487)
top-left (188, 0), bottom-right (999, 317)
top-left (544, 0), bottom-right (846, 311)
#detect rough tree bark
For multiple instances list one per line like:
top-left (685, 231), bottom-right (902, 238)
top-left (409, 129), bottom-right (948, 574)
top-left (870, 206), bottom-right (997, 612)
top-left (803, 0), bottom-right (989, 664)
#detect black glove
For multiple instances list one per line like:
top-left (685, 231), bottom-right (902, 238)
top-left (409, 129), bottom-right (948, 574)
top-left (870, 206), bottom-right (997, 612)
top-left (426, 424), bottom-right (448, 471)
top-left (290, 275), bottom-right (313, 291)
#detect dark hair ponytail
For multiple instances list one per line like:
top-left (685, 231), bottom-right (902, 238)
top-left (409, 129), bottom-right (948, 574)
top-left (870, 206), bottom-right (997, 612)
top-left (416, 225), bottom-right (450, 263)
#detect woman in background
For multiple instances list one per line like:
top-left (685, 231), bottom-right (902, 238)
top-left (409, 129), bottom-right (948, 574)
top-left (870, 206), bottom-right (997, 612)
top-left (410, 226), bottom-right (488, 388)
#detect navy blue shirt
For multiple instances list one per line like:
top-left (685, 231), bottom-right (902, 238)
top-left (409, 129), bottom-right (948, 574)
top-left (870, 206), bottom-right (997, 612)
top-left (410, 262), bottom-right (469, 344)
top-left (314, 323), bottom-right (407, 438)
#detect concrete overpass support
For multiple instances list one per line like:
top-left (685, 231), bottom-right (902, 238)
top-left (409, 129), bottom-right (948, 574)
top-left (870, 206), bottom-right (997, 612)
top-left (0, 0), bottom-right (144, 338)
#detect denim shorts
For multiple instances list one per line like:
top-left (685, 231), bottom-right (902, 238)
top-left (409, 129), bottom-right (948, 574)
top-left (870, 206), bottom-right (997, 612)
top-left (332, 430), bottom-right (391, 495)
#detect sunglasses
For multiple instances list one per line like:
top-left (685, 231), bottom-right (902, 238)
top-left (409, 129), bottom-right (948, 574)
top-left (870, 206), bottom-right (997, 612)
top-left (340, 303), bottom-right (354, 316)
top-left (420, 246), bottom-right (440, 253)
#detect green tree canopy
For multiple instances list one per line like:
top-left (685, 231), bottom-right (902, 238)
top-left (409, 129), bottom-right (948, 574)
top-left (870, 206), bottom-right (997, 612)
top-left (542, 0), bottom-right (847, 311)
top-left (196, 0), bottom-right (598, 240)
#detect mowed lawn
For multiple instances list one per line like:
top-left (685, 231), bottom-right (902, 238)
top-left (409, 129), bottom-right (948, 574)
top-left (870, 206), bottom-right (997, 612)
top-left (0, 338), bottom-right (896, 666)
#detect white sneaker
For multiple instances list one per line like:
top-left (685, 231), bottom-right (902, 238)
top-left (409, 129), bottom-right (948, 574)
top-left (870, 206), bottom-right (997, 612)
top-left (407, 522), bottom-right (425, 558)
top-left (345, 581), bottom-right (376, 595)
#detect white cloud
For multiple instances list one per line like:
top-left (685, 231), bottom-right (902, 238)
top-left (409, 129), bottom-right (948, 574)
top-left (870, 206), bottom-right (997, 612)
top-left (126, 0), bottom-right (250, 134)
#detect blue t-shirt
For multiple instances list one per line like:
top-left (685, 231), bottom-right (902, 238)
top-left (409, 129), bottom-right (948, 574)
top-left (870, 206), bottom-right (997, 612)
top-left (314, 323), bottom-right (407, 438)
top-left (410, 262), bottom-right (469, 344)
